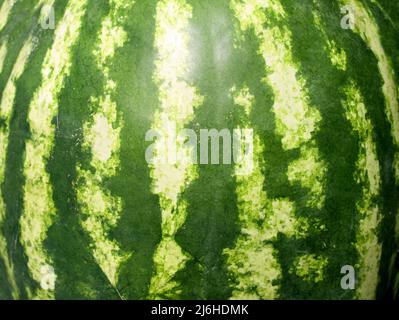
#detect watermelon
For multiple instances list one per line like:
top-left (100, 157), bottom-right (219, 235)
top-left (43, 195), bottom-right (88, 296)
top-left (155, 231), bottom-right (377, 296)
top-left (0, 0), bottom-right (398, 300)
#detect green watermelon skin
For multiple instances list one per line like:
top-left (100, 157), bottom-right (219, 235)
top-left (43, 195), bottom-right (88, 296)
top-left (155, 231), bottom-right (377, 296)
top-left (0, 0), bottom-right (398, 300)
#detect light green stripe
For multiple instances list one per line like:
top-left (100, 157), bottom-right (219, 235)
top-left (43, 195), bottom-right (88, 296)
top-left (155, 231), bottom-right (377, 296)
top-left (0, 34), bottom-right (37, 299)
top-left (0, 0), bottom-right (50, 38)
top-left (342, 83), bottom-right (382, 299)
top-left (226, 86), bottom-right (327, 298)
top-left (19, 0), bottom-right (87, 299)
top-left (312, 8), bottom-right (347, 71)
top-left (0, 39), bottom-right (7, 74)
top-left (0, 1), bottom-right (55, 300)
top-left (233, 0), bottom-right (326, 209)
top-left (342, 1), bottom-right (399, 289)
top-left (232, 0), bottom-right (320, 150)
top-left (369, 0), bottom-right (397, 30)
top-left (76, 0), bottom-right (134, 293)
top-left (225, 87), bottom-right (289, 299)
top-left (230, 0), bottom-right (327, 288)
top-left (290, 254), bottom-right (328, 283)
top-left (313, 6), bottom-right (382, 299)
top-left (0, 0), bottom-right (15, 33)
top-left (148, 0), bottom-right (203, 299)
top-left (341, 0), bottom-right (399, 181)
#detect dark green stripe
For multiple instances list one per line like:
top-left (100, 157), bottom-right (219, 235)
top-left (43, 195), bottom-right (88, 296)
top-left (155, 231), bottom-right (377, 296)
top-left (362, 1), bottom-right (399, 299)
top-left (43, 0), bottom-right (123, 299)
top-left (277, 0), bottom-right (361, 299)
top-left (110, 0), bottom-right (162, 300)
top-left (0, 1), bottom-right (37, 99)
top-left (316, 0), bottom-right (398, 300)
top-left (1, 0), bottom-right (69, 299)
top-left (0, 0), bottom-right (24, 38)
top-left (173, 0), bottom-right (241, 299)
top-left (358, 0), bottom-right (399, 300)
top-left (0, 255), bottom-right (12, 299)
top-left (229, 4), bottom-right (287, 299)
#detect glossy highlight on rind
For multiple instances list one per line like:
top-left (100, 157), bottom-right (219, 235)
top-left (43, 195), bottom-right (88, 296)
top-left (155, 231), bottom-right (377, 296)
top-left (148, 0), bottom-right (203, 299)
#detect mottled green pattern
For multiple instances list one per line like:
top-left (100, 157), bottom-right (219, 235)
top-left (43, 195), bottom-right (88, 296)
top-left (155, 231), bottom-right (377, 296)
top-left (0, 0), bottom-right (398, 300)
